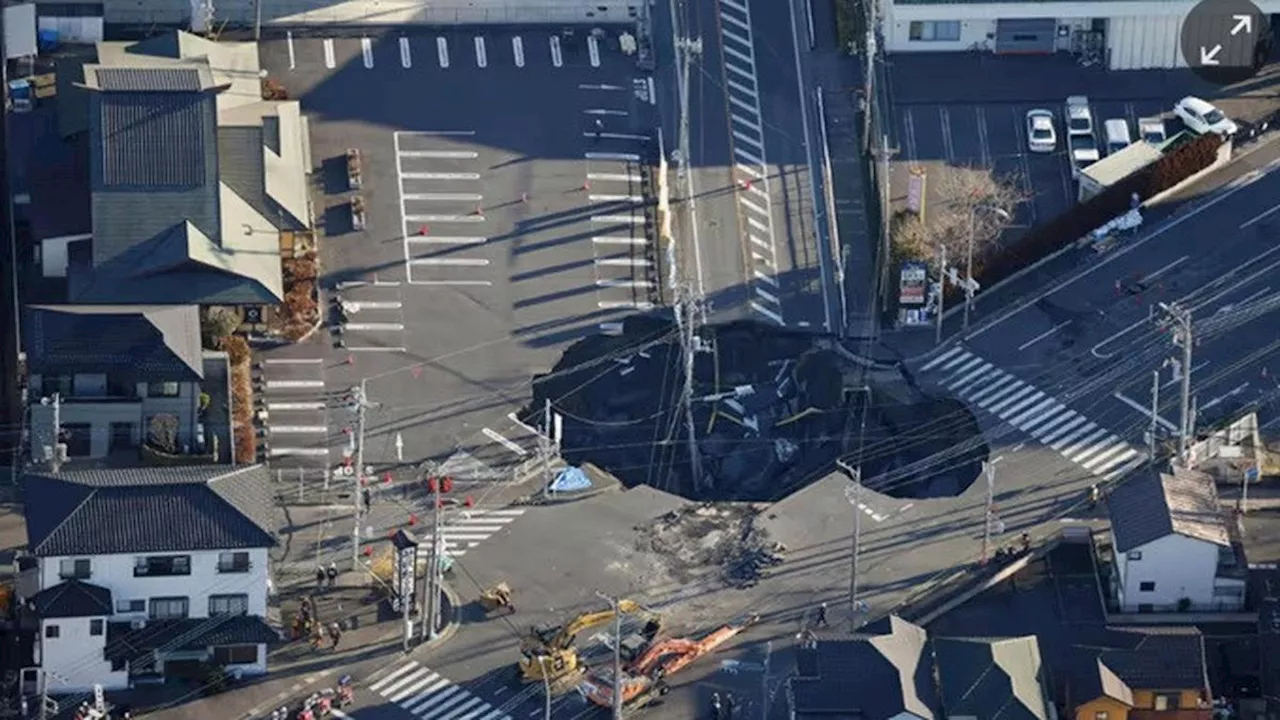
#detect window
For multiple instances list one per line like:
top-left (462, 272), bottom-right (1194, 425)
top-left (213, 645), bottom-right (259, 665)
top-left (109, 422), bottom-right (136, 451)
top-left (58, 558), bottom-right (91, 580)
top-left (1139, 581), bottom-right (1156, 592)
top-left (146, 381), bottom-right (181, 398)
top-left (218, 551), bottom-right (251, 573)
top-left (1126, 551), bottom-right (1142, 561)
top-left (60, 424), bottom-right (92, 458)
top-left (40, 375), bottom-right (71, 398)
top-left (110, 658), bottom-right (126, 672)
top-left (209, 594), bottom-right (249, 617)
top-left (106, 375), bottom-right (136, 398)
top-left (116, 599), bottom-right (145, 613)
top-left (89, 619), bottom-right (104, 636)
top-left (44, 624), bottom-right (59, 639)
top-left (908, 20), bottom-right (961, 42)
top-left (73, 373), bottom-right (107, 397)
top-left (148, 597), bottom-right (189, 620)
top-left (1154, 694), bottom-right (1180, 711)
top-left (134, 555), bottom-right (191, 577)
top-left (1095, 713), bottom-right (1109, 720)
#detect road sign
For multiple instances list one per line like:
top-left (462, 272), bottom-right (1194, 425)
top-left (1247, 465), bottom-right (1260, 483)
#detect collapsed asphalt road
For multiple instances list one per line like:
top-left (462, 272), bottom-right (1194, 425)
top-left (525, 316), bottom-right (988, 501)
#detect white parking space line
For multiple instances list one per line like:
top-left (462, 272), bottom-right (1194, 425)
top-left (474, 36), bottom-right (487, 68)
top-left (271, 426), bottom-right (328, 434)
top-left (597, 258), bottom-right (651, 266)
top-left (344, 323), bottom-right (406, 331)
top-left (513, 36), bottom-right (525, 67)
top-left (597, 278), bottom-right (654, 288)
top-left (267, 401), bottom-right (325, 411)
top-left (593, 236), bottom-right (644, 245)
top-left (270, 448), bottom-right (329, 457)
top-left (409, 258), bottom-right (490, 266)
top-left (323, 38), bottom-right (335, 69)
top-left (399, 37), bottom-right (411, 68)
top-left (550, 35), bottom-right (563, 67)
top-left (585, 132), bottom-right (649, 141)
top-left (402, 172), bottom-right (481, 180)
top-left (588, 35), bottom-right (601, 67)
top-left (347, 346), bottom-right (409, 353)
top-left (405, 214), bottom-right (485, 223)
top-left (400, 150), bottom-right (478, 159)
top-left (599, 300), bottom-right (654, 309)
top-left (403, 193), bottom-right (484, 201)
top-left (408, 236), bottom-right (488, 245)
top-left (579, 83), bottom-right (625, 91)
top-left (361, 37), bottom-right (374, 69)
top-left (407, 278), bottom-right (493, 287)
top-left (287, 31), bottom-right (296, 70)
top-left (592, 215), bottom-right (644, 224)
top-left (589, 194), bottom-right (643, 203)
top-left (437, 36), bottom-right (450, 68)
top-left (588, 173), bottom-right (642, 182)
top-left (586, 152), bottom-right (641, 161)
top-left (264, 358), bottom-right (323, 365)
top-left (585, 109), bottom-right (628, 117)
top-left (483, 428), bottom-right (529, 456)
top-left (266, 380), bottom-right (325, 389)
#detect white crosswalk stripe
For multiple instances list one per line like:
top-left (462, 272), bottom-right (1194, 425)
top-left (417, 508), bottom-right (526, 557)
top-left (921, 347), bottom-right (1146, 482)
top-left (368, 661), bottom-right (511, 720)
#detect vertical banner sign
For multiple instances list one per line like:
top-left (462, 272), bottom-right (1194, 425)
top-left (393, 542), bottom-right (417, 613)
top-left (899, 262), bottom-right (927, 305)
top-left (906, 168), bottom-right (926, 219)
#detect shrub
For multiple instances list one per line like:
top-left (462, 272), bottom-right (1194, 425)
top-left (284, 257), bottom-right (319, 284)
top-left (284, 281), bottom-right (317, 319)
top-left (147, 414), bottom-right (179, 453)
top-left (229, 347), bottom-right (257, 465)
top-left (223, 335), bottom-right (251, 366)
top-left (834, 0), bottom-right (863, 53)
top-left (201, 306), bottom-right (243, 348)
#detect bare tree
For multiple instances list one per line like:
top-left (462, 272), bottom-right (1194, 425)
top-left (891, 166), bottom-right (1028, 275)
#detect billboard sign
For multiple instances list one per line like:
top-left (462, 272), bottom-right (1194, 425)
top-left (900, 261), bottom-right (927, 305)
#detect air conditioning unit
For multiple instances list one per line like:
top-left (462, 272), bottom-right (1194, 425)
top-left (55, 444), bottom-right (68, 463)
top-left (130, 619), bottom-right (146, 630)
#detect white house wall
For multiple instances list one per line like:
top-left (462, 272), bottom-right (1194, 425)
top-left (1108, 16), bottom-right (1185, 69)
top-left (1114, 533), bottom-right (1220, 611)
top-left (39, 548), bottom-right (271, 619)
top-left (38, 617), bottom-right (127, 693)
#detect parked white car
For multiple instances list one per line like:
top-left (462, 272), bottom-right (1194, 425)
top-left (1025, 109), bottom-right (1057, 153)
top-left (1138, 116), bottom-right (1167, 145)
top-left (1064, 96), bottom-right (1094, 136)
top-left (1174, 96), bottom-right (1238, 136)
top-left (1069, 133), bottom-right (1101, 175)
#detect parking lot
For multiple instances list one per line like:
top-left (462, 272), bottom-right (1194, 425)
top-left (259, 26), bottom-right (659, 470)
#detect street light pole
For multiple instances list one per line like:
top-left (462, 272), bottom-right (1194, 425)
top-left (595, 591), bottom-right (623, 720)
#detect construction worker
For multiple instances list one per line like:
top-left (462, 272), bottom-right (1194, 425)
top-left (326, 562), bottom-right (338, 588)
top-left (816, 601), bottom-right (829, 627)
top-left (710, 692), bottom-right (724, 720)
top-left (328, 621), bottom-right (343, 649)
top-left (315, 566), bottom-right (326, 588)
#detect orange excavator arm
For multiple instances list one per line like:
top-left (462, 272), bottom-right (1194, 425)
top-left (629, 638), bottom-right (699, 676)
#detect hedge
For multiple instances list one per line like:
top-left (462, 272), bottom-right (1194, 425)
top-left (834, 0), bottom-right (864, 53)
top-left (943, 133), bottom-right (1224, 306)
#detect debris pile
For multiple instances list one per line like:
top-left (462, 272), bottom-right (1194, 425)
top-left (635, 504), bottom-right (784, 588)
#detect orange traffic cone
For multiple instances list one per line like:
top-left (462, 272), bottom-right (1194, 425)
top-left (464, 495), bottom-right (474, 508)
top-left (418, 225), bottom-right (430, 236)
top-left (580, 181), bottom-right (590, 192)
top-left (473, 204), bottom-right (484, 216)
top-left (344, 354), bottom-right (354, 365)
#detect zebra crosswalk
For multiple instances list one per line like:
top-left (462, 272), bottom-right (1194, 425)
top-left (420, 508), bottom-right (526, 558)
top-left (368, 660), bottom-right (511, 720)
top-left (920, 347), bottom-right (1147, 483)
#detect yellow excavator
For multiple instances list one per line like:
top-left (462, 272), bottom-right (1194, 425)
top-left (518, 599), bottom-right (657, 690)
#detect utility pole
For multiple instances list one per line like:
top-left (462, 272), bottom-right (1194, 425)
top-left (980, 459), bottom-right (998, 564)
top-left (595, 591), bottom-right (624, 720)
top-left (49, 393), bottom-right (62, 473)
top-left (877, 135), bottom-right (897, 313)
top-left (760, 640), bottom-right (772, 718)
top-left (540, 398), bottom-right (553, 498)
top-left (676, 284), bottom-right (704, 490)
top-left (351, 381), bottom-right (373, 566)
top-left (860, 0), bottom-right (876, 151)
top-left (1157, 303), bottom-right (1195, 466)
top-left (1148, 369), bottom-right (1159, 463)
top-left (963, 208), bottom-right (976, 331)
top-left (934, 244), bottom-right (947, 345)
top-left (422, 471), bottom-right (443, 642)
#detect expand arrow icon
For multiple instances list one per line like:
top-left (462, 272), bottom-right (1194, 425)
top-left (1201, 44), bottom-right (1223, 65)
top-left (1232, 14), bottom-right (1253, 35)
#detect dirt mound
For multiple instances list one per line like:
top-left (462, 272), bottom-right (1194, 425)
top-left (635, 503), bottom-right (784, 589)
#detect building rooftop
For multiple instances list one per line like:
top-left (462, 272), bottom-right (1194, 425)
top-left (104, 615), bottom-right (279, 663)
top-left (22, 464), bottom-right (278, 557)
top-left (1108, 467), bottom-right (1230, 552)
top-left (933, 636), bottom-right (1049, 720)
top-left (30, 579), bottom-right (113, 618)
top-left (792, 616), bottom-right (937, 720)
top-left (25, 304), bottom-right (204, 383)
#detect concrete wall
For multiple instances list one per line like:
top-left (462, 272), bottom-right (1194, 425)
top-left (1114, 533), bottom-right (1221, 611)
top-left (37, 616), bottom-right (128, 693)
top-left (103, 0), bottom-right (642, 27)
top-left (40, 548), bottom-right (272, 620)
top-left (28, 376), bottom-right (200, 458)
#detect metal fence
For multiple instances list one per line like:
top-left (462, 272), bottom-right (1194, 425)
top-left (105, 0), bottom-right (644, 29)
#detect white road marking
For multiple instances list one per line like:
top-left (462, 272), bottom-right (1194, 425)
top-left (264, 358), bottom-right (322, 365)
top-left (588, 34), bottom-right (601, 67)
top-left (346, 301), bottom-right (402, 310)
top-left (347, 346), bottom-right (408, 352)
top-left (580, 83), bottom-right (625, 91)
top-left (1241, 200), bottom-right (1280, 228)
top-left (408, 236), bottom-right (487, 245)
top-left (593, 236), bottom-right (645, 245)
top-left (399, 150), bottom-right (478, 159)
top-left (396, 130), bottom-right (477, 137)
top-left (751, 301), bottom-right (784, 324)
top-left (271, 425), bottom-right (328, 434)
top-left (344, 322), bottom-right (405, 331)
top-left (270, 448), bottom-right (329, 457)
top-left (1200, 383), bottom-right (1251, 413)
top-left (647, 76), bottom-right (656, 106)
top-left (586, 132), bottom-right (650, 141)
top-left (599, 300), bottom-right (655, 309)
top-left (597, 278), bottom-right (654, 288)
top-left (512, 35), bottom-right (525, 67)
top-left (287, 31), bottom-right (296, 70)
top-left (483, 428), bottom-right (528, 456)
top-left (361, 37), bottom-right (373, 69)
top-left (1017, 321), bottom-right (1071, 351)
top-left (266, 380), bottom-right (325, 389)
top-left (589, 194), bottom-right (643, 203)
top-left (401, 172), bottom-right (481, 180)
top-left (1141, 255), bottom-right (1189, 283)
top-left (597, 257), bottom-right (652, 267)
top-left (408, 279), bottom-right (493, 287)
top-left (586, 151), bottom-right (641, 161)
top-left (404, 214), bottom-right (485, 223)
top-left (403, 193), bottom-right (483, 201)
top-left (474, 36), bottom-right (487, 68)
top-left (399, 36), bottom-right (411, 68)
top-left (591, 215), bottom-right (643, 224)
top-left (267, 401), bottom-right (325, 411)
top-left (585, 109), bottom-right (628, 116)
top-left (550, 35), bottom-right (563, 67)
top-left (409, 258), bottom-right (489, 266)
top-left (1113, 392), bottom-right (1178, 432)
top-left (323, 38), bottom-right (335, 69)
top-left (589, 172), bottom-right (642, 181)
top-left (436, 36), bottom-right (450, 68)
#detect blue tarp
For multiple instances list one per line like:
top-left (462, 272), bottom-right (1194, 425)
top-left (549, 467), bottom-right (592, 493)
